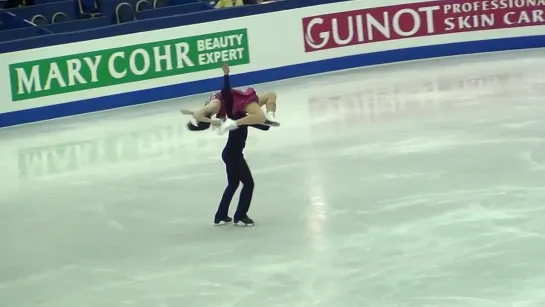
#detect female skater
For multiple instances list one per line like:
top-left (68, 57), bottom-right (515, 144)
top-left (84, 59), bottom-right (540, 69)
top-left (182, 64), bottom-right (271, 226)
top-left (181, 80), bottom-right (279, 131)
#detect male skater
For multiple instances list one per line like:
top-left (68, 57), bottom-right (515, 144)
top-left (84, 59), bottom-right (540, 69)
top-left (183, 64), bottom-right (271, 226)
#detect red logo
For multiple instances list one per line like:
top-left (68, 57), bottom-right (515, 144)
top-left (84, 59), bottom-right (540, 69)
top-left (302, 0), bottom-right (545, 53)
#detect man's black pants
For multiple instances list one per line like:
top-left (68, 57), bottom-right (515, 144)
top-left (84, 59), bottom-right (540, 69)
top-left (216, 155), bottom-right (254, 220)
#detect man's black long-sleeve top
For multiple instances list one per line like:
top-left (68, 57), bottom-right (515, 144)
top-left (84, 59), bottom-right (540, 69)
top-left (221, 74), bottom-right (248, 159)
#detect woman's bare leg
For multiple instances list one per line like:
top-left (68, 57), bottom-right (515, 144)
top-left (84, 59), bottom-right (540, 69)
top-left (258, 92), bottom-right (277, 121)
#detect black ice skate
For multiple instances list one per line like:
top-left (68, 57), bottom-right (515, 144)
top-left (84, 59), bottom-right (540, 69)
top-left (214, 216), bottom-right (232, 226)
top-left (234, 216), bottom-right (255, 227)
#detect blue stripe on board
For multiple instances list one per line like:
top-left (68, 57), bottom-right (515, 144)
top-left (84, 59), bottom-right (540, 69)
top-left (1, 35), bottom-right (544, 128)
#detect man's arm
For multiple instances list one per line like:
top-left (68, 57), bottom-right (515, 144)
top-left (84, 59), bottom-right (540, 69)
top-left (223, 68), bottom-right (231, 90)
top-left (220, 64), bottom-right (234, 118)
top-left (221, 74), bottom-right (233, 104)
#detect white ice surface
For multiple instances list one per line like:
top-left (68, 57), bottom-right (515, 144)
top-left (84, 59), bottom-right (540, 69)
top-left (2, 50), bottom-right (545, 307)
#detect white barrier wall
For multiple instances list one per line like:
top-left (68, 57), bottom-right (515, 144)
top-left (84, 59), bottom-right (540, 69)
top-left (0, 0), bottom-right (544, 126)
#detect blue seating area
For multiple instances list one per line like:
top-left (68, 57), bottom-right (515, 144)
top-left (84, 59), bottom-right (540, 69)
top-left (3, 0), bottom-right (77, 24)
top-left (0, 0), bottom-right (323, 45)
top-left (0, 0), bottom-right (218, 39)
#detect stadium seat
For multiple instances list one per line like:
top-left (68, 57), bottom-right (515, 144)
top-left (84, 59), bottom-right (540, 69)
top-left (153, 0), bottom-right (168, 8)
top-left (41, 15), bottom-right (109, 32)
top-left (77, 0), bottom-right (102, 18)
top-left (136, 2), bottom-right (211, 19)
top-left (6, 1), bottom-right (76, 23)
top-left (115, 2), bottom-right (135, 23)
top-left (135, 0), bottom-right (151, 11)
top-left (30, 14), bottom-right (48, 25)
top-left (51, 11), bottom-right (68, 23)
top-left (101, 0), bottom-right (139, 22)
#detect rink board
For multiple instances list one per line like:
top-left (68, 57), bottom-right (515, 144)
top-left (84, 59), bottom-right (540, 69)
top-left (1, 0), bottom-right (545, 127)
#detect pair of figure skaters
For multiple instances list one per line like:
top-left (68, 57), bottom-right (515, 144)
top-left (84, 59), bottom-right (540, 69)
top-left (181, 64), bottom-right (279, 227)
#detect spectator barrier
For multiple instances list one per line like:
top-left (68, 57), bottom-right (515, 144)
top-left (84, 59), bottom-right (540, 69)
top-left (0, 0), bottom-right (544, 128)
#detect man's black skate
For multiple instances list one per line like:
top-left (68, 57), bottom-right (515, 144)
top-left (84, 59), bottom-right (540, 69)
top-left (234, 216), bottom-right (255, 227)
top-left (214, 216), bottom-right (232, 226)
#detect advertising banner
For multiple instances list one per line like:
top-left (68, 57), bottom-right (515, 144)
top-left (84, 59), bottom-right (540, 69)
top-left (1, 0), bottom-right (545, 127)
top-left (302, 0), bottom-right (545, 52)
top-left (9, 29), bottom-right (250, 101)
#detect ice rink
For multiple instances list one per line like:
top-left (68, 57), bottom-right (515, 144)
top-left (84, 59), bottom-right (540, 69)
top-left (2, 49), bottom-right (545, 307)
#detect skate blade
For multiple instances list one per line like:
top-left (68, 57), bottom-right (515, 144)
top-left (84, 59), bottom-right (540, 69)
top-left (265, 120), bottom-right (280, 127)
top-left (214, 221), bottom-right (231, 226)
top-left (234, 222), bottom-right (255, 227)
